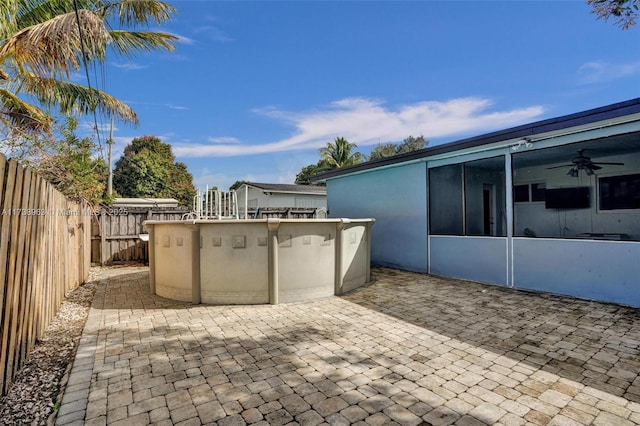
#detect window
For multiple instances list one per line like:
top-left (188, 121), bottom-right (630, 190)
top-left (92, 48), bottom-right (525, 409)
top-left (429, 164), bottom-right (463, 235)
top-left (531, 183), bottom-right (546, 202)
top-left (599, 174), bottom-right (640, 210)
top-left (429, 156), bottom-right (506, 237)
top-left (512, 140), bottom-right (640, 241)
top-left (514, 185), bottom-right (529, 202)
top-left (514, 182), bottom-right (545, 203)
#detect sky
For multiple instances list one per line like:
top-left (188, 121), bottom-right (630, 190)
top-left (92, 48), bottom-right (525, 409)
top-left (90, 0), bottom-right (640, 192)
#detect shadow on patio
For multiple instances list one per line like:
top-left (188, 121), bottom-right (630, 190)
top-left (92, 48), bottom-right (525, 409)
top-left (60, 264), bottom-right (640, 425)
top-left (342, 267), bottom-right (640, 405)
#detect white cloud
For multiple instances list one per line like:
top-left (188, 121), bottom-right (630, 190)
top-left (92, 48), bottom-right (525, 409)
top-left (191, 25), bottom-right (233, 43)
top-left (166, 104), bottom-right (188, 111)
top-left (170, 32), bottom-right (195, 45)
top-left (173, 97), bottom-right (545, 158)
top-left (208, 136), bottom-right (241, 144)
top-left (577, 60), bottom-right (640, 85)
top-left (112, 62), bottom-right (148, 70)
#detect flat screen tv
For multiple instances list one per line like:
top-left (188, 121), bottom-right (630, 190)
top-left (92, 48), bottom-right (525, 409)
top-left (545, 187), bottom-right (590, 209)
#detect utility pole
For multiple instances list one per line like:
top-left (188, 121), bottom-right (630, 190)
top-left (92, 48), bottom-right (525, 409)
top-left (107, 116), bottom-right (114, 196)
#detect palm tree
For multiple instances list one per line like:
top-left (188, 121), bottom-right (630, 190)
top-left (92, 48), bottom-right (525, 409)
top-left (319, 137), bottom-right (366, 169)
top-left (0, 0), bottom-right (178, 139)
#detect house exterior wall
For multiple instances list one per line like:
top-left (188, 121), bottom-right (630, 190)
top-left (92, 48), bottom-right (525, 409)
top-left (429, 236), bottom-right (508, 285)
top-left (513, 238), bottom-right (640, 307)
top-left (327, 162), bottom-right (428, 273)
top-left (323, 113), bottom-right (640, 307)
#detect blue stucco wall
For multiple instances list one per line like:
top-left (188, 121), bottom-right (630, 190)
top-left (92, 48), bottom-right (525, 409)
top-left (429, 236), bottom-right (509, 285)
top-left (327, 163), bottom-right (428, 272)
top-left (514, 238), bottom-right (640, 307)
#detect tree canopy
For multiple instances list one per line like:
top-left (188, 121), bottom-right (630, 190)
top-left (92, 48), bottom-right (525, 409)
top-left (230, 180), bottom-right (248, 191)
top-left (369, 135), bottom-right (428, 161)
top-left (113, 136), bottom-right (195, 206)
top-left (294, 135), bottom-right (428, 184)
top-left (295, 160), bottom-right (330, 185)
top-left (295, 137), bottom-right (364, 185)
top-left (587, 0), bottom-right (638, 29)
top-left (319, 137), bottom-right (366, 169)
top-left (0, 0), bottom-right (177, 140)
top-left (17, 116), bottom-right (109, 206)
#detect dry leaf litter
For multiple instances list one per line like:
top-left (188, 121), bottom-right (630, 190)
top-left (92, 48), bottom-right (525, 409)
top-left (0, 268), bottom-right (103, 425)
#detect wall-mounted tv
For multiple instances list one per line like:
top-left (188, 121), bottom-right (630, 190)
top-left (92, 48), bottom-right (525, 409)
top-left (545, 187), bottom-right (590, 209)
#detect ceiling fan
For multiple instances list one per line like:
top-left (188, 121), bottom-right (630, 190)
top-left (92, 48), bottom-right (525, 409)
top-left (547, 149), bottom-right (624, 177)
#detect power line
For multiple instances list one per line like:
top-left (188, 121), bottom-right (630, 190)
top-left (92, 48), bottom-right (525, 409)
top-left (71, 0), bottom-right (105, 161)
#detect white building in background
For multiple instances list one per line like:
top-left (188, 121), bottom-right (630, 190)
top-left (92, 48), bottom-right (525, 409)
top-left (236, 182), bottom-right (327, 218)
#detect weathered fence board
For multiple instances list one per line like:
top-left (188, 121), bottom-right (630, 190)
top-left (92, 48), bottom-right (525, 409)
top-left (0, 154), bottom-right (90, 396)
top-left (91, 207), bottom-right (188, 264)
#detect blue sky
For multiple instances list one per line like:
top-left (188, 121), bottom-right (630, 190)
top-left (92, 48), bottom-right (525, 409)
top-left (94, 0), bottom-right (640, 191)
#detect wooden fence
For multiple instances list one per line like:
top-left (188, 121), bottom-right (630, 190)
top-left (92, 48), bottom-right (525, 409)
top-left (0, 154), bottom-right (91, 396)
top-left (91, 207), bottom-right (188, 264)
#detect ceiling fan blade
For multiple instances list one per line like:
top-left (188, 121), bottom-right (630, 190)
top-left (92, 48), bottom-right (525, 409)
top-left (588, 164), bottom-right (602, 171)
top-left (547, 164), bottom-right (574, 169)
top-left (591, 162), bottom-right (625, 166)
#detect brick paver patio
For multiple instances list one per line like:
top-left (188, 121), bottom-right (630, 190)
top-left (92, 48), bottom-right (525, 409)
top-left (56, 267), bottom-right (640, 425)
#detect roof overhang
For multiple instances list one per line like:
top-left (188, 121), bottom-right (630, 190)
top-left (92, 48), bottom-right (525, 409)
top-left (240, 183), bottom-right (326, 196)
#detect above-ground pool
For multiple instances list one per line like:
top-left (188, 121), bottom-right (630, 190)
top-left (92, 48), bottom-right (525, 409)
top-left (144, 218), bottom-right (374, 305)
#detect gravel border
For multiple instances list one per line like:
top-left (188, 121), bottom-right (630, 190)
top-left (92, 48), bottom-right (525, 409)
top-left (0, 269), bottom-right (102, 425)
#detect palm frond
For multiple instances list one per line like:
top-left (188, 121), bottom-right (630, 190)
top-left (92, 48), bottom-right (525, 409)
top-left (0, 0), bottom-right (20, 39)
top-left (0, 87), bottom-right (53, 133)
top-left (14, 0), bottom-right (82, 29)
top-left (108, 30), bottom-right (177, 56)
top-left (0, 9), bottom-right (110, 78)
top-left (22, 73), bottom-right (138, 124)
top-left (99, 0), bottom-right (176, 26)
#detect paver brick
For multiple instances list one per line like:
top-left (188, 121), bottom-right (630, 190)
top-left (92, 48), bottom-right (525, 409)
top-left (313, 396), bottom-right (348, 417)
top-left (222, 400), bottom-right (243, 416)
top-left (498, 412), bottom-right (527, 425)
top-left (341, 405), bottom-right (369, 422)
top-left (468, 402), bottom-right (507, 424)
top-left (524, 409), bottom-right (552, 425)
top-left (149, 406), bottom-right (170, 422)
top-left (592, 411), bottom-right (635, 426)
top-left (383, 403), bottom-right (422, 425)
top-left (359, 394), bottom-right (394, 414)
top-left (196, 400), bottom-right (226, 423)
top-left (258, 400), bottom-right (282, 415)
top-left (107, 389), bottom-right (133, 410)
top-left (499, 399), bottom-right (530, 417)
top-left (109, 412), bottom-right (149, 426)
top-left (278, 393), bottom-right (310, 416)
top-left (241, 407), bottom-right (263, 423)
top-left (548, 414), bottom-right (586, 426)
top-left (296, 409), bottom-right (324, 425)
top-left (412, 387), bottom-right (445, 407)
top-left (364, 412), bottom-right (393, 425)
top-left (304, 390), bottom-right (327, 406)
